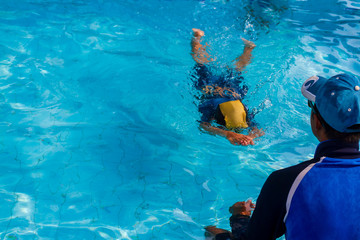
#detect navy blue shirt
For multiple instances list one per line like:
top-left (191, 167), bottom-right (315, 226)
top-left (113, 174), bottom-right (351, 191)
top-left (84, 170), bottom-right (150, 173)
top-left (227, 140), bottom-right (360, 240)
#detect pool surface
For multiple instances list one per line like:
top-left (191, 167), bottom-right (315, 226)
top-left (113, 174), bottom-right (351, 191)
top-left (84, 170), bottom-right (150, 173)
top-left (0, 0), bottom-right (359, 239)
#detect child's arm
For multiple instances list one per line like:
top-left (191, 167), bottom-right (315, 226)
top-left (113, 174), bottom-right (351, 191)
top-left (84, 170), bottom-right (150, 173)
top-left (200, 122), bottom-right (255, 146)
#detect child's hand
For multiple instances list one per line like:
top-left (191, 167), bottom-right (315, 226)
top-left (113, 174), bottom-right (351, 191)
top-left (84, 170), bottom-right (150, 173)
top-left (229, 200), bottom-right (255, 216)
top-left (226, 132), bottom-right (254, 146)
top-left (248, 127), bottom-right (265, 139)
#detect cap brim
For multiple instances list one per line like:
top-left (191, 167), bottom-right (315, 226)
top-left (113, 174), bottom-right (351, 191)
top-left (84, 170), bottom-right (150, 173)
top-left (301, 76), bottom-right (327, 102)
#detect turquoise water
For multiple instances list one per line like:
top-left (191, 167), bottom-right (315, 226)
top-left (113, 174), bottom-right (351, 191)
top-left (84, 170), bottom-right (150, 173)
top-left (0, 0), bottom-right (359, 239)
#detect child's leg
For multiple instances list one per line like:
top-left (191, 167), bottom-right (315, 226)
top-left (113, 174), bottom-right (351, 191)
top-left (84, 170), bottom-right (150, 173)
top-left (191, 28), bottom-right (214, 65)
top-left (234, 38), bottom-right (256, 71)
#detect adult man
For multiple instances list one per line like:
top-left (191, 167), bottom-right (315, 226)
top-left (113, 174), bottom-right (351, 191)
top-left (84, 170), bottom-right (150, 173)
top-left (207, 73), bottom-right (360, 239)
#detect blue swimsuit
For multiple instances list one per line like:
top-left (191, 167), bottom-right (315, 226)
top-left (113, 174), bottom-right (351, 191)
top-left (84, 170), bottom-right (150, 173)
top-left (193, 64), bottom-right (250, 123)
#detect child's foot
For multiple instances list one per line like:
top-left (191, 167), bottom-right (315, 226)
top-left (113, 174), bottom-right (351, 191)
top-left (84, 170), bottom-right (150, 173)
top-left (192, 28), bottom-right (205, 38)
top-left (241, 38), bottom-right (256, 49)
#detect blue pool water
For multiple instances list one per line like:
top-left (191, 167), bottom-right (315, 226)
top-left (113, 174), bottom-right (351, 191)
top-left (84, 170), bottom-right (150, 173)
top-left (0, 0), bottom-right (359, 239)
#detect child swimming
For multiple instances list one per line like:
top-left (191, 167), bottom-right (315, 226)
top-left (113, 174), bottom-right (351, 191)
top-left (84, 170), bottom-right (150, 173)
top-left (191, 28), bottom-right (264, 146)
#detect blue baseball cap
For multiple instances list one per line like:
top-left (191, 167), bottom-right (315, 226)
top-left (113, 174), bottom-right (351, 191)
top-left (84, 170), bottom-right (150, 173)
top-left (301, 74), bottom-right (360, 133)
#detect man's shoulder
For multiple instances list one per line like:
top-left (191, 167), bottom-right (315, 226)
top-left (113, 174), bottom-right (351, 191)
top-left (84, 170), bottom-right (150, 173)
top-left (268, 159), bottom-right (319, 184)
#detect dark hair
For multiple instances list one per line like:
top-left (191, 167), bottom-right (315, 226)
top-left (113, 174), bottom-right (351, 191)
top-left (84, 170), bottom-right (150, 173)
top-left (313, 105), bottom-right (360, 143)
top-left (215, 106), bottom-right (226, 126)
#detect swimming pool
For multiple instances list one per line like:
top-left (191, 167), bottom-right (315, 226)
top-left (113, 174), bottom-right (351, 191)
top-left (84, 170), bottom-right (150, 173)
top-left (0, 0), bottom-right (359, 239)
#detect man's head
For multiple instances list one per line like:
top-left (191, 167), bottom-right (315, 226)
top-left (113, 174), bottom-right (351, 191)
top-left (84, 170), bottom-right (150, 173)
top-left (302, 74), bottom-right (360, 142)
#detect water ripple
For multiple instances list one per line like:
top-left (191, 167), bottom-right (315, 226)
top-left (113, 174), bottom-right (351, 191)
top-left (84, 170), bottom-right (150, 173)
top-left (0, 0), bottom-right (358, 239)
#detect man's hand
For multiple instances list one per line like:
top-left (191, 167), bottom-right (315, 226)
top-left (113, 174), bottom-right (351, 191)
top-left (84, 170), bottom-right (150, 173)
top-left (205, 226), bottom-right (230, 235)
top-left (226, 132), bottom-right (254, 146)
top-left (229, 200), bottom-right (255, 216)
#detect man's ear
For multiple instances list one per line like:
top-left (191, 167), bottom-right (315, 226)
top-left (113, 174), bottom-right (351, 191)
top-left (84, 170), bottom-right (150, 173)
top-left (313, 113), bottom-right (323, 130)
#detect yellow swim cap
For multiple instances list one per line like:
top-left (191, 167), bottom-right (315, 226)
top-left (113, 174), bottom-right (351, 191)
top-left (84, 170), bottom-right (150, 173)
top-left (219, 100), bottom-right (248, 129)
